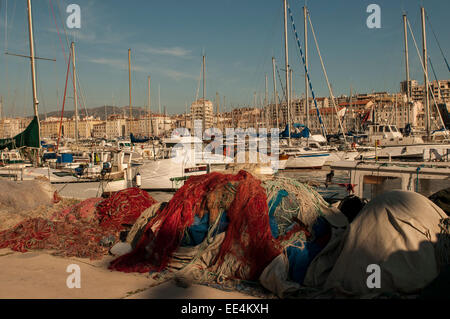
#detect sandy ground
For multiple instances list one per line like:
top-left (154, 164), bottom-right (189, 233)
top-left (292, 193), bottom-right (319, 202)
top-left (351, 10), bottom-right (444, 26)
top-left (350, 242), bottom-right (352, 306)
top-left (0, 248), bottom-right (257, 299)
top-left (0, 180), bottom-right (256, 299)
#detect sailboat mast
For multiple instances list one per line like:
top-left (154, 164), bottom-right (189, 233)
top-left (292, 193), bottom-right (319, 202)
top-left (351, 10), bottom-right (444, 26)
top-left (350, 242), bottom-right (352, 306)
top-left (158, 84), bottom-right (161, 115)
top-left (185, 101), bottom-right (188, 128)
top-left (289, 68), bottom-right (293, 121)
top-left (421, 7), bottom-right (430, 139)
top-left (148, 75), bottom-right (152, 135)
top-left (253, 92), bottom-right (257, 128)
top-left (304, 5), bottom-right (309, 131)
top-left (394, 94), bottom-right (398, 127)
top-left (105, 103), bottom-right (108, 139)
top-left (223, 96), bottom-right (226, 128)
top-left (265, 74), bottom-right (269, 128)
top-left (283, 0), bottom-right (291, 144)
top-left (26, 0), bottom-right (40, 145)
top-left (216, 91), bottom-right (219, 127)
top-left (403, 14), bottom-right (411, 124)
top-left (128, 48), bottom-right (132, 121)
top-left (272, 57), bottom-right (279, 129)
top-left (202, 55), bottom-right (206, 131)
top-left (71, 42), bottom-right (78, 145)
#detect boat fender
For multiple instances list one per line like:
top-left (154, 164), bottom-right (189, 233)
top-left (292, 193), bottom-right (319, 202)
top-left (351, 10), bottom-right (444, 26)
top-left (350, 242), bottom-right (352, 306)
top-left (136, 172), bottom-right (142, 187)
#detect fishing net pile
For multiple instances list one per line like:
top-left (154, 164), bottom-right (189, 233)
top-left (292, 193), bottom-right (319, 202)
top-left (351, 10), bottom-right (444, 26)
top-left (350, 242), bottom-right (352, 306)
top-left (0, 179), bottom-right (61, 231)
top-left (0, 179), bottom-right (55, 212)
top-left (263, 176), bottom-right (332, 235)
top-left (110, 170), bottom-right (333, 289)
top-left (110, 170), bottom-right (277, 279)
top-left (260, 177), bottom-right (341, 291)
top-left (0, 188), bottom-right (156, 259)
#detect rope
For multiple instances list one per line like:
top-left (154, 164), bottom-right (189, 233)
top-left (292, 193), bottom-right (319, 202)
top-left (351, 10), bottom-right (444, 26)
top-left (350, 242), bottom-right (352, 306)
top-left (307, 12), bottom-right (347, 143)
top-left (406, 18), bottom-right (447, 135)
top-left (428, 57), bottom-right (444, 108)
top-left (55, 0), bottom-right (71, 50)
top-left (425, 12), bottom-right (450, 73)
top-left (56, 49), bottom-right (72, 152)
top-left (3, 0), bottom-right (7, 52)
top-left (287, 4), bottom-right (327, 137)
top-left (49, 0), bottom-right (67, 63)
top-left (275, 64), bottom-right (288, 103)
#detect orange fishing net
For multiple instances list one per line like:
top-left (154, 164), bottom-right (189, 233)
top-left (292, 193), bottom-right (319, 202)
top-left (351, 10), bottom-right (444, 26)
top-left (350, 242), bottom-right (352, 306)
top-left (0, 188), bottom-right (156, 259)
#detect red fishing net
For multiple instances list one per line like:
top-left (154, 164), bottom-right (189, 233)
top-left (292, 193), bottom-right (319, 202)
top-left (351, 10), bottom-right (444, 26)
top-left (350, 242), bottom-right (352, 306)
top-left (0, 188), bottom-right (156, 259)
top-left (96, 187), bottom-right (157, 230)
top-left (109, 170), bottom-right (283, 280)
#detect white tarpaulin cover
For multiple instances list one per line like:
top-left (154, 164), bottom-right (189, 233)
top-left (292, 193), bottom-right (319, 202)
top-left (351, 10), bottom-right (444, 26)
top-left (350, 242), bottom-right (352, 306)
top-left (323, 190), bottom-right (447, 297)
top-left (259, 207), bottom-right (348, 298)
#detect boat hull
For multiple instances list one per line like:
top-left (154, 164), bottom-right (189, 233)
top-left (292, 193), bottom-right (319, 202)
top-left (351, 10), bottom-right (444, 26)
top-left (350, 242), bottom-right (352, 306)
top-left (285, 152), bottom-right (330, 169)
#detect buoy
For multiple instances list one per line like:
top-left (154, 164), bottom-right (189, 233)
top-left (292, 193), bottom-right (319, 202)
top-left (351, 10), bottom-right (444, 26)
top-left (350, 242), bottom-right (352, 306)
top-left (136, 172), bottom-right (142, 187)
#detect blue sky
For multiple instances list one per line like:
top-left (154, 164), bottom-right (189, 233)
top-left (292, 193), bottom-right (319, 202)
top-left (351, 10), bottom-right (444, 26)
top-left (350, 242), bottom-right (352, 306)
top-left (0, 0), bottom-right (449, 117)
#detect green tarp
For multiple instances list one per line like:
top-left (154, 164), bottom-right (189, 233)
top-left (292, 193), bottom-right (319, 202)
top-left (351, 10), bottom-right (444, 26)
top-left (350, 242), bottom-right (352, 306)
top-left (0, 116), bottom-right (39, 150)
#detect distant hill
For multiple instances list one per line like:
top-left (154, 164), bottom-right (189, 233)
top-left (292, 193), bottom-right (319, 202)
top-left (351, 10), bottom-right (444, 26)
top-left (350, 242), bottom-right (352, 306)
top-left (38, 105), bottom-right (152, 121)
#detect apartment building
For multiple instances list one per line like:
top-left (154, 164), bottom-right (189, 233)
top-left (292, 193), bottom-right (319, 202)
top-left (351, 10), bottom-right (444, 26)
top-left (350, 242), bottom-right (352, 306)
top-left (191, 98), bottom-right (214, 129)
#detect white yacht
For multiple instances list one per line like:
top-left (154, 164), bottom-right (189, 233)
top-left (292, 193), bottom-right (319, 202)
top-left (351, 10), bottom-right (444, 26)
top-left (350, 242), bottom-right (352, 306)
top-left (138, 136), bottom-right (234, 190)
top-left (363, 124), bottom-right (450, 160)
top-left (280, 146), bottom-right (330, 169)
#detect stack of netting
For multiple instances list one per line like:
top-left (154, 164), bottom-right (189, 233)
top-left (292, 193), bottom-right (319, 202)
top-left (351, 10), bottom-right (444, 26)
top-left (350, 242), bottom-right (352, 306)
top-left (110, 170), bottom-right (331, 285)
top-left (263, 177), bottom-right (330, 236)
top-left (0, 188), bottom-right (156, 259)
top-left (110, 170), bottom-right (279, 280)
top-left (262, 177), bottom-right (334, 285)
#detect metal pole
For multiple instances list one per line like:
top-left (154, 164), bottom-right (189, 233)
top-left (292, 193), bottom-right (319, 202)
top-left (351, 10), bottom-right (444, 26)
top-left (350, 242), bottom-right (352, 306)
top-left (421, 7), bottom-right (430, 139)
top-left (283, 0), bottom-right (291, 144)
top-left (350, 86), bottom-right (354, 130)
top-left (403, 14), bottom-right (411, 124)
top-left (128, 48), bottom-right (132, 120)
top-left (164, 105), bottom-right (166, 133)
top-left (148, 75), bottom-right (152, 135)
top-left (272, 57), bottom-right (279, 129)
top-left (27, 0), bottom-right (40, 147)
top-left (290, 68), bottom-right (293, 122)
top-left (265, 74), bottom-right (269, 128)
top-left (71, 42), bottom-right (78, 145)
top-left (304, 5), bottom-right (309, 131)
top-left (104, 103), bottom-right (107, 139)
top-left (216, 91), bottom-right (219, 127)
top-left (202, 55), bottom-right (206, 131)
top-left (395, 95), bottom-right (398, 127)
top-left (223, 96), bottom-right (226, 129)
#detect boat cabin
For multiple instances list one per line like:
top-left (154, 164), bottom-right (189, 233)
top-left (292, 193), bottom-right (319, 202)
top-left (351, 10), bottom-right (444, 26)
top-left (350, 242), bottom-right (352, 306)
top-left (366, 124), bottom-right (404, 145)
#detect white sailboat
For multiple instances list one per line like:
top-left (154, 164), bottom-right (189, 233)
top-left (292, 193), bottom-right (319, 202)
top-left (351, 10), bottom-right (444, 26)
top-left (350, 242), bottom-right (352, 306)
top-left (138, 56), bottom-right (234, 190)
top-left (138, 135), bottom-right (233, 190)
top-left (276, 2), bottom-right (332, 169)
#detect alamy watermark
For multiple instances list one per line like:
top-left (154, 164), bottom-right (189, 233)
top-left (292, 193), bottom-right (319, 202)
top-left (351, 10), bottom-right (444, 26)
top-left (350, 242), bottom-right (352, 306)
top-left (66, 4), bottom-right (81, 29)
top-left (366, 4), bottom-right (381, 29)
top-left (366, 264), bottom-right (381, 289)
top-left (171, 120), bottom-right (280, 172)
top-left (66, 264), bottom-right (81, 288)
